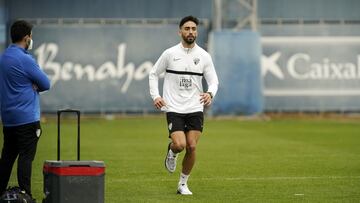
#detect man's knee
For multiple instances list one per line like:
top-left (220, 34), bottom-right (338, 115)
top-left (186, 143), bottom-right (197, 153)
top-left (172, 141), bottom-right (186, 152)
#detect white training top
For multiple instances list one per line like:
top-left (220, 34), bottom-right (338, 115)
top-left (149, 43), bottom-right (219, 113)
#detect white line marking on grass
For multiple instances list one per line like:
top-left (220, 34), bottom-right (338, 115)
top-left (105, 176), bottom-right (360, 183)
top-left (215, 176), bottom-right (360, 181)
top-left (14, 175), bottom-right (360, 185)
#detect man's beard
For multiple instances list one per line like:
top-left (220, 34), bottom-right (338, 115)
top-left (182, 34), bottom-right (196, 45)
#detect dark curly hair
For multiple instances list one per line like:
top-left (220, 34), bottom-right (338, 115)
top-left (179, 16), bottom-right (199, 28)
top-left (11, 20), bottom-right (33, 43)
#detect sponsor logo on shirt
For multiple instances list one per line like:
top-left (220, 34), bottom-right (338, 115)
top-left (179, 77), bottom-right (192, 89)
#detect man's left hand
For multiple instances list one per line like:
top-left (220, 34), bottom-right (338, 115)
top-left (200, 92), bottom-right (212, 106)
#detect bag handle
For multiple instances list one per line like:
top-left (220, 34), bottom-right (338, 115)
top-left (57, 109), bottom-right (81, 161)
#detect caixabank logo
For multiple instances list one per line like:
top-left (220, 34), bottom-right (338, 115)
top-left (261, 37), bottom-right (360, 97)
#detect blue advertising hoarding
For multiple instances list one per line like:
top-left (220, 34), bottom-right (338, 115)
top-left (31, 24), bottom-right (208, 112)
top-left (27, 25), bottom-right (360, 113)
top-left (262, 36), bottom-right (360, 111)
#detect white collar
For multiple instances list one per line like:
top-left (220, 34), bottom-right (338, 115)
top-left (179, 42), bottom-right (197, 53)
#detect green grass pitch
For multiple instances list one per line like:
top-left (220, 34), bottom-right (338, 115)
top-left (1, 116), bottom-right (360, 202)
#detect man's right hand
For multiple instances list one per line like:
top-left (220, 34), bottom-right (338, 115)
top-left (154, 97), bottom-right (167, 109)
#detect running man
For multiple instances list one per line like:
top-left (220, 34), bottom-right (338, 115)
top-left (149, 15), bottom-right (219, 195)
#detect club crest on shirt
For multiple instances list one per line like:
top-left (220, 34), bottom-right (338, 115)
top-left (193, 58), bottom-right (200, 65)
top-left (168, 123), bottom-right (172, 130)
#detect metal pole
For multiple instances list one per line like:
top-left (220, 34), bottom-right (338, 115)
top-left (77, 111), bottom-right (80, 161)
top-left (252, 0), bottom-right (258, 31)
top-left (57, 111), bottom-right (60, 161)
top-left (213, 0), bottom-right (222, 31)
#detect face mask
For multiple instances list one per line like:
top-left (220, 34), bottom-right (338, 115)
top-left (26, 38), bottom-right (33, 50)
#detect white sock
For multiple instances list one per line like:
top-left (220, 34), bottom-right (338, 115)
top-left (179, 172), bottom-right (190, 186)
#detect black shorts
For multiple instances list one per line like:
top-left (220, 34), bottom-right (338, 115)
top-left (166, 111), bottom-right (204, 135)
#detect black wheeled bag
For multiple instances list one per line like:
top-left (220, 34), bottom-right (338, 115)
top-left (0, 186), bottom-right (34, 203)
top-left (42, 109), bottom-right (105, 203)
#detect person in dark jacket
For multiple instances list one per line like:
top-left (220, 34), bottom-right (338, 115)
top-left (0, 20), bottom-right (50, 199)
